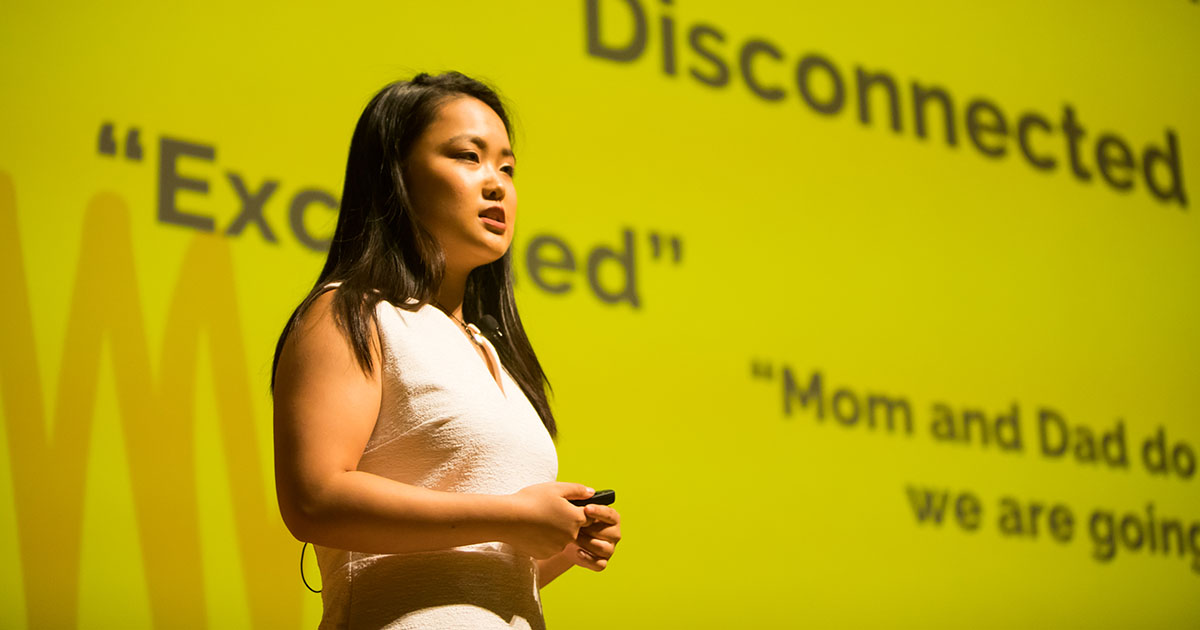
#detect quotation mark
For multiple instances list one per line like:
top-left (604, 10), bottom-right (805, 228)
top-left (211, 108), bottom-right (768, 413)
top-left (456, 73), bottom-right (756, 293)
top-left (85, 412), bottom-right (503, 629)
top-left (97, 122), bottom-right (143, 161)
top-left (750, 359), bottom-right (775, 381)
top-left (647, 232), bottom-right (683, 264)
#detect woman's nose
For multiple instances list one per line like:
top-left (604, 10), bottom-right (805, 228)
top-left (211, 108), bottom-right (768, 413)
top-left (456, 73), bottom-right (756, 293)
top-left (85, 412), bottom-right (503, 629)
top-left (483, 170), bottom-right (505, 201)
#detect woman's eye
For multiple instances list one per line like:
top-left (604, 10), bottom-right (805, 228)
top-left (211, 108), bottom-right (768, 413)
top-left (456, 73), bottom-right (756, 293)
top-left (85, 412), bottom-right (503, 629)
top-left (457, 151), bottom-right (480, 162)
top-left (501, 165), bottom-right (515, 177)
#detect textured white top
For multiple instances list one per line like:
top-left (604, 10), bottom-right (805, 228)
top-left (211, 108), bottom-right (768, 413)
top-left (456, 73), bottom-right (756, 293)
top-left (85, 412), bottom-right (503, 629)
top-left (315, 299), bottom-right (559, 630)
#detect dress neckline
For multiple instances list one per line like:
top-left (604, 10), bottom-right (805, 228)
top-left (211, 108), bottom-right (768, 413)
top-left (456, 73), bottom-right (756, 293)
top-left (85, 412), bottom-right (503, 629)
top-left (428, 305), bottom-right (507, 398)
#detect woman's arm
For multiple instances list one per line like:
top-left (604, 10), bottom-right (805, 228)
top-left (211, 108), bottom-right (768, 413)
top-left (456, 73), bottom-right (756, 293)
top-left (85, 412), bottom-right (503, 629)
top-left (536, 549), bottom-right (577, 588)
top-left (273, 291), bottom-right (591, 557)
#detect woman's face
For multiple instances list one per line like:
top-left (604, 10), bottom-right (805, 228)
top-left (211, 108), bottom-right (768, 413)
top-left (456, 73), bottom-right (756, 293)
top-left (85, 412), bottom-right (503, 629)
top-left (404, 96), bottom-right (517, 275)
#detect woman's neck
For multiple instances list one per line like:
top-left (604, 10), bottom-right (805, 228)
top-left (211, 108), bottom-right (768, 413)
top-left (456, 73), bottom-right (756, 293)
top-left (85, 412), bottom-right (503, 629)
top-left (435, 268), bottom-right (469, 321)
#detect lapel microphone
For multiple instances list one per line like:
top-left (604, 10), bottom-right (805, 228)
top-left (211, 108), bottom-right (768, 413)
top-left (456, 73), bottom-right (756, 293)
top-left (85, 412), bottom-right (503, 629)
top-left (478, 314), bottom-right (503, 340)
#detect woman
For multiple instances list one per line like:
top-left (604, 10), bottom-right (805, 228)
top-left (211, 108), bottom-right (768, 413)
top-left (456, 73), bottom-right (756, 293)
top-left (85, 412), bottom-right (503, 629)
top-left (271, 72), bottom-right (621, 629)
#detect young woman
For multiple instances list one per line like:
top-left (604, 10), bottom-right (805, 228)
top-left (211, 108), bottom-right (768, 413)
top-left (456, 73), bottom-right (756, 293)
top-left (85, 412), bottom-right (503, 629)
top-left (271, 72), bottom-right (621, 629)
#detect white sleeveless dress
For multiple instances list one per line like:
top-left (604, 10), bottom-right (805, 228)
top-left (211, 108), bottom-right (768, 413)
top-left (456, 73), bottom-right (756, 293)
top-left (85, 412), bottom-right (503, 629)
top-left (314, 299), bottom-right (559, 629)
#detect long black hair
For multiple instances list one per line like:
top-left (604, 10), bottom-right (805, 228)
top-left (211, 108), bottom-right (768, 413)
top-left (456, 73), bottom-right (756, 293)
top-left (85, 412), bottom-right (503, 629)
top-left (271, 72), bottom-right (556, 437)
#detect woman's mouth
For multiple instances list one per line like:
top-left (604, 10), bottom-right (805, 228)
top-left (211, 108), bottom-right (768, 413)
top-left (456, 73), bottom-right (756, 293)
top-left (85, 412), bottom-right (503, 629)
top-left (479, 207), bottom-right (506, 234)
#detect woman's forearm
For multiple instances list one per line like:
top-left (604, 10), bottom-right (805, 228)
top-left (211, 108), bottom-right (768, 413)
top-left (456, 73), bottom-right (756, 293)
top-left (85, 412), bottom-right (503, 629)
top-left (282, 469), bottom-right (517, 554)
top-left (536, 549), bottom-right (576, 588)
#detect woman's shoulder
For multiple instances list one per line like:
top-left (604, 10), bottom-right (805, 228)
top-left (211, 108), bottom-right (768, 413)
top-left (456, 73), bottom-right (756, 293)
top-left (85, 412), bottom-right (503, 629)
top-left (286, 288), bottom-right (358, 354)
top-left (291, 283), bottom-right (347, 329)
top-left (290, 282), bottom-right (436, 343)
top-left (274, 288), bottom-right (383, 393)
top-left (298, 282), bottom-right (409, 316)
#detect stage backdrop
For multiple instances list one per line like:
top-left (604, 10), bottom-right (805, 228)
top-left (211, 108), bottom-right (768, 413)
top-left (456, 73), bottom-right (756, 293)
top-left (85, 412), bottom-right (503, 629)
top-left (2, 1), bottom-right (1198, 627)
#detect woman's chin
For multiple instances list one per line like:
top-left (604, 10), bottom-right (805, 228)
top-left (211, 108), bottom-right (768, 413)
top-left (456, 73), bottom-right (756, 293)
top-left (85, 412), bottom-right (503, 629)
top-left (451, 241), bottom-right (511, 273)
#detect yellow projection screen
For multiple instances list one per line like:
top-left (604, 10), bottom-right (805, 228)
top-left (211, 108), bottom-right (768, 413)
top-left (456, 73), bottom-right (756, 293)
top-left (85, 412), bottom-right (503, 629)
top-left (2, 1), bottom-right (1198, 627)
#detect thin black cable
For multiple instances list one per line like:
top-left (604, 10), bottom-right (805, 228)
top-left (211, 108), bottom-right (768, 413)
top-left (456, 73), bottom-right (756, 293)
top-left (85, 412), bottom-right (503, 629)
top-left (300, 542), bottom-right (321, 593)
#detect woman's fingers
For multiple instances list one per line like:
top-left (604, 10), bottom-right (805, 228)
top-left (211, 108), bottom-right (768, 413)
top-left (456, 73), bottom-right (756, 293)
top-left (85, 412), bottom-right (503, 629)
top-left (581, 521), bottom-right (620, 538)
top-left (581, 507), bottom-right (621, 542)
top-left (574, 546), bottom-right (609, 571)
top-left (576, 535), bottom-right (615, 558)
top-left (572, 504), bottom-right (620, 571)
top-left (583, 504), bottom-right (619, 526)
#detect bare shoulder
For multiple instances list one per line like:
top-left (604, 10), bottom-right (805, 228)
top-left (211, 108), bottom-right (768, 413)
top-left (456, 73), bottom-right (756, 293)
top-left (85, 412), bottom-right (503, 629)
top-left (276, 288), bottom-right (381, 395)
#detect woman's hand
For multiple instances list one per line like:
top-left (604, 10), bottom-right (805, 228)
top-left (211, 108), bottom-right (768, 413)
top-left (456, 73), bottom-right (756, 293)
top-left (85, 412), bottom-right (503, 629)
top-left (569, 503), bottom-right (621, 571)
top-left (503, 482), bottom-right (593, 559)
